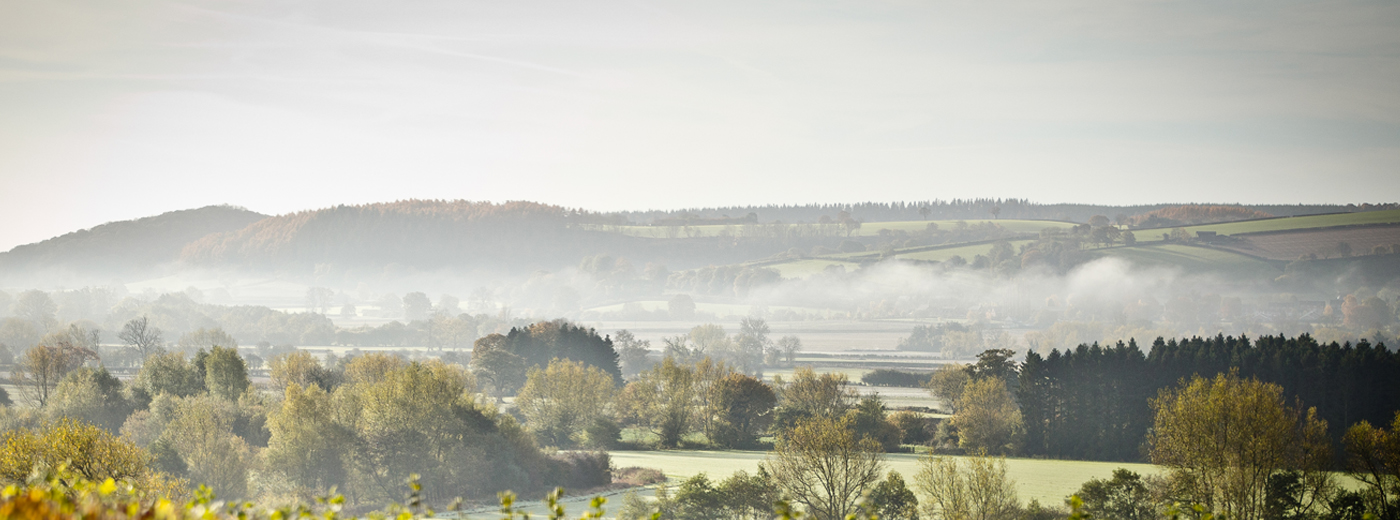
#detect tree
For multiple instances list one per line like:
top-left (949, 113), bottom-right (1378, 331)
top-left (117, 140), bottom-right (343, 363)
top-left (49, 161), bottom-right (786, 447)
top-left (619, 356), bottom-right (696, 448)
top-left (304, 287), bottom-right (335, 314)
top-left (767, 415), bottom-right (885, 520)
top-left (778, 367), bottom-right (857, 422)
top-left (268, 350), bottom-right (337, 391)
top-left (733, 317), bottom-right (770, 374)
top-left (12, 290), bottom-right (56, 331)
top-left (925, 364), bottom-right (969, 413)
top-left (1122, 230), bottom-right (1137, 246)
top-left (403, 292), bottom-right (432, 321)
top-left (776, 335), bottom-right (802, 364)
top-left (1342, 411), bottom-right (1400, 518)
top-left (1148, 372), bottom-right (1333, 520)
top-left (914, 450), bottom-right (1018, 520)
top-left (164, 395), bottom-right (254, 499)
top-left (14, 340), bottom-right (95, 407)
top-left (263, 382), bottom-right (349, 491)
top-left (133, 351), bottom-right (203, 398)
top-left (203, 346), bottom-right (250, 400)
top-left (710, 373), bottom-right (777, 448)
top-left (868, 471), bottom-right (919, 520)
top-left (49, 367), bottom-right (132, 432)
top-left (950, 377), bottom-right (1023, 454)
top-left (614, 329), bottom-right (653, 377)
top-left (920, 207), bottom-right (932, 220)
top-left (1073, 469), bottom-right (1156, 520)
top-left (118, 316), bottom-right (164, 358)
top-left (470, 334), bottom-right (529, 398)
top-left (966, 348), bottom-right (1018, 383)
top-left (0, 418), bottom-right (166, 488)
top-left (176, 328), bottom-right (237, 353)
top-left (849, 395), bottom-right (903, 452)
top-left (515, 359), bottom-right (616, 447)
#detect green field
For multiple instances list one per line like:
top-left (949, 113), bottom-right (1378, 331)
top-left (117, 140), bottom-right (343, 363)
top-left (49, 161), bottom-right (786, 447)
top-left (1092, 244), bottom-right (1282, 279)
top-left (608, 450), bottom-right (1164, 505)
top-left (763, 259), bottom-right (861, 278)
top-left (894, 240), bottom-right (1035, 262)
top-left (1143, 209), bottom-right (1400, 236)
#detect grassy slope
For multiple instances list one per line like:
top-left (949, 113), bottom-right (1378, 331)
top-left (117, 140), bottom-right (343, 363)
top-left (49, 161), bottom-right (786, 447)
top-left (1151, 209), bottom-right (1400, 236)
top-left (1090, 244), bottom-right (1283, 279)
top-left (609, 450), bottom-right (1163, 505)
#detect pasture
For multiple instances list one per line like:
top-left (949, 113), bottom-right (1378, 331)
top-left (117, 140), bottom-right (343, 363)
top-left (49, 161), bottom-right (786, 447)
top-left (894, 240), bottom-right (1035, 262)
top-left (1145, 208), bottom-right (1400, 236)
top-left (607, 450), bottom-right (1165, 506)
top-left (1092, 244), bottom-right (1282, 279)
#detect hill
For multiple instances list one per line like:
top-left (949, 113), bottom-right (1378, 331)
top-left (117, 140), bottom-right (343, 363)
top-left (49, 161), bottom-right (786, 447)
top-left (615, 200), bottom-right (1393, 225)
top-left (179, 200), bottom-right (625, 272)
top-left (0, 205), bottom-right (267, 281)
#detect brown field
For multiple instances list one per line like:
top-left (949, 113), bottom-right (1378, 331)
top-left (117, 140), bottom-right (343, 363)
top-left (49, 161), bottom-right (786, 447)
top-left (1215, 224), bottom-right (1400, 260)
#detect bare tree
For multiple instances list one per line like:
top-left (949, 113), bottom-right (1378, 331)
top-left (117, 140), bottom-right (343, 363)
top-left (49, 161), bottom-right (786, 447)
top-left (767, 415), bottom-right (885, 520)
top-left (14, 334), bottom-right (97, 407)
top-left (119, 316), bottom-right (164, 358)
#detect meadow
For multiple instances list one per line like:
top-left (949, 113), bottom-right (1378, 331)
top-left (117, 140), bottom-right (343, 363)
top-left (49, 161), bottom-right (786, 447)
top-left (1088, 244), bottom-right (1283, 279)
top-left (1159, 208), bottom-right (1400, 236)
top-left (607, 450), bottom-right (1165, 506)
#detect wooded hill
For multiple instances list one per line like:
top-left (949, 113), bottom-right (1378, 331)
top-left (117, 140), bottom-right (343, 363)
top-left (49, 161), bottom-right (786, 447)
top-left (0, 205), bottom-right (266, 279)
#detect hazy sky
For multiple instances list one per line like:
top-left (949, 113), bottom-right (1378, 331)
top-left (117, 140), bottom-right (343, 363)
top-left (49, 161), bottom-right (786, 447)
top-left (2, 0), bottom-right (1398, 250)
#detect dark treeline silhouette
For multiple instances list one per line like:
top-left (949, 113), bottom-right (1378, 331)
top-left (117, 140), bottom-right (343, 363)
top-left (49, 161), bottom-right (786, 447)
top-left (617, 200), bottom-right (1391, 225)
top-left (1018, 334), bottom-right (1400, 462)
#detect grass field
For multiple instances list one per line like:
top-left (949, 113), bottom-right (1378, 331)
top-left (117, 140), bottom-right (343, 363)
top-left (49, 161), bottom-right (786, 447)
top-left (608, 450), bottom-right (1164, 505)
top-left (763, 259), bottom-right (861, 278)
top-left (1142, 209), bottom-right (1400, 236)
top-left (894, 240), bottom-right (1035, 262)
top-left (1092, 244), bottom-right (1282, 279)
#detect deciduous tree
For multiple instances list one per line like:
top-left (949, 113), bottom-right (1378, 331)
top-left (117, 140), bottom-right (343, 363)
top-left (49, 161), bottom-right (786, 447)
top-left (515, 359), bottom-right (616, 447)
top-left (1148, 372), bottom-right (1333, 519)
top-left (767, 415), bottom-right (885, 520)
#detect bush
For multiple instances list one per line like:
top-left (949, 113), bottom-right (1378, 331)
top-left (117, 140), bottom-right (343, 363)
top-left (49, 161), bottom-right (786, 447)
top-left (550, 451), bottom-right (612, 491)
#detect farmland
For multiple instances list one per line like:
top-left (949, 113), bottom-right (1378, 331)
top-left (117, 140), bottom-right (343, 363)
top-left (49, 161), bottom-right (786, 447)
top-left (1158, 208), bottom-right (1400, 236)
top-left (608, 450), bottom-right (1164, 505)
top-left (1213, 223), bottom-right (1400, 261)
top-left (1089, 244), bottom-right (1283, 279)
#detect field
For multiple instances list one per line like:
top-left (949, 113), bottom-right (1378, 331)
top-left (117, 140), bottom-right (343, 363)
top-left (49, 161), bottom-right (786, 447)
top-left (1150, 209), bottom-right (1400, 236)
top-left (1091, 244), bottom-right (1283, 279)
top-left (607, 450), bottom-right (1164, 505)
top-left (762, 259), bottom-right (861, 278)
top-left (1214, 224), bottom-right (1400, 261)
top-left (894, 240), bottom-right (1035, 262)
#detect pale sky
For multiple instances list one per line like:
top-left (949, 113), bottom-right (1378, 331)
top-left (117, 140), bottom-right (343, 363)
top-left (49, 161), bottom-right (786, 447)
top-left (2, 0), bottom-right (1398, 251)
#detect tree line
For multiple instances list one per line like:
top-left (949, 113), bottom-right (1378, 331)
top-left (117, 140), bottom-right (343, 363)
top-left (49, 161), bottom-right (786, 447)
top-left (1017, 334), bottom-right (1400, 462)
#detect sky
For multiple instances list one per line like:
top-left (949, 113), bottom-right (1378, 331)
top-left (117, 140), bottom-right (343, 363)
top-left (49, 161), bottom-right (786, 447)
top-left (1, 0), bottom-right (1398, 251)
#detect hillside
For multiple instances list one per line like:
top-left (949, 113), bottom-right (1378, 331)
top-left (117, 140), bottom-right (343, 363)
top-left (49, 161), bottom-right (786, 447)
top-left (179, 200), bottom-right (623, 272)
top-left (0, 205), bottom-right (267, 280)
top-left (615, 200), bottom-right (1394, 225)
